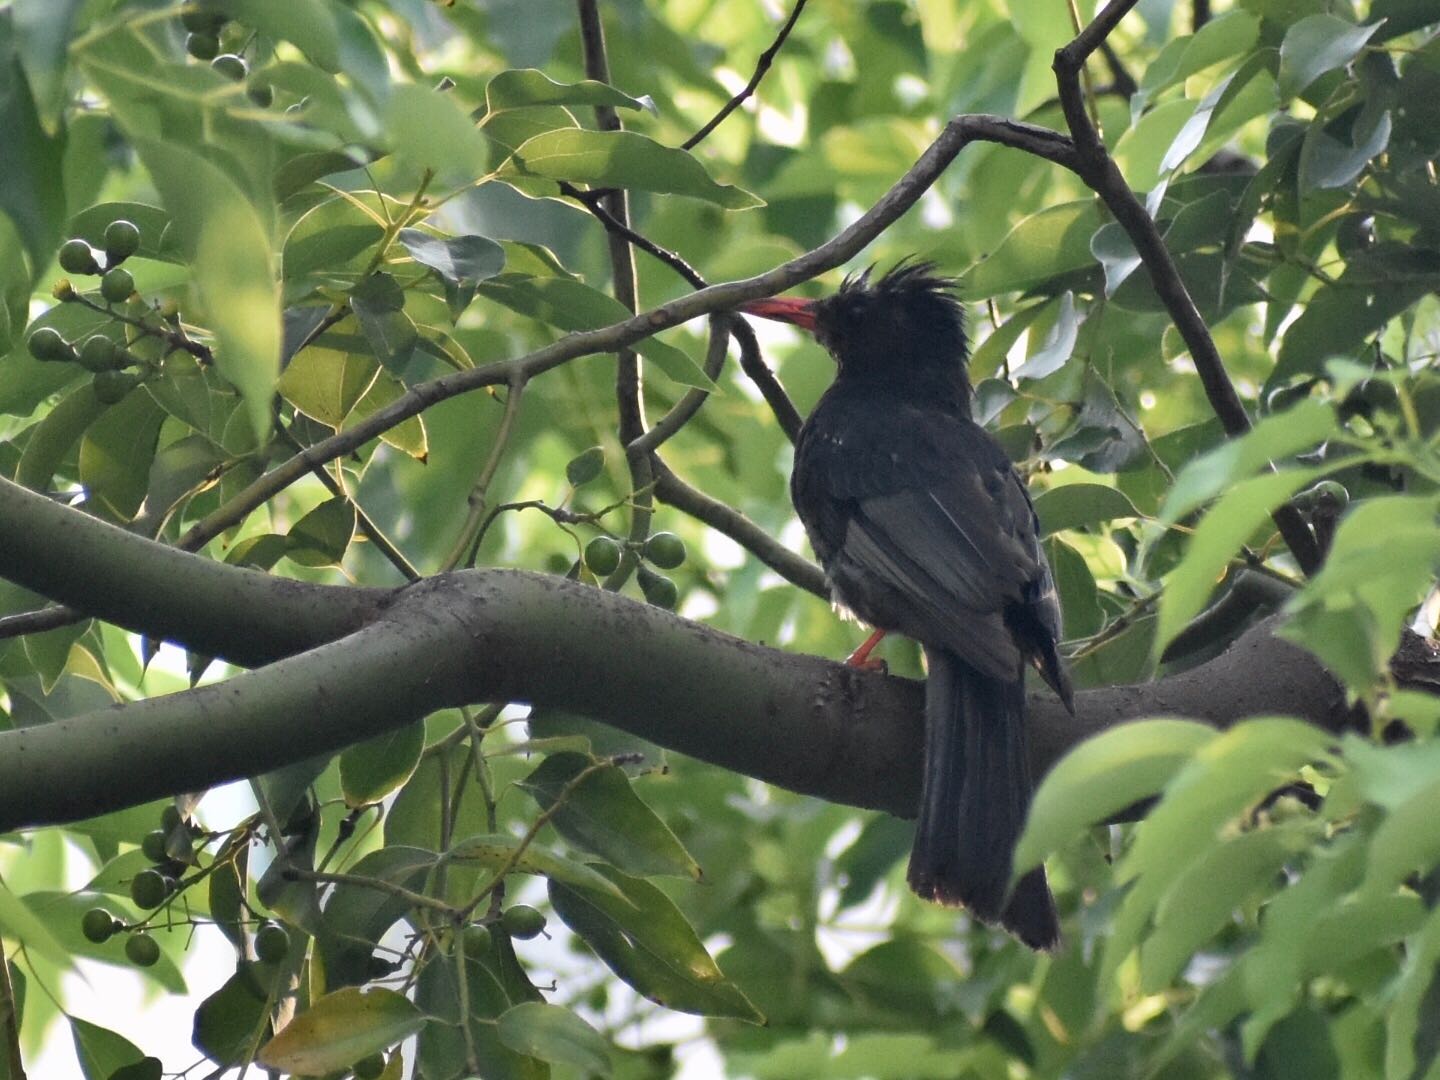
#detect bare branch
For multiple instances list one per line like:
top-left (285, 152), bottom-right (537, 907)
top-left (1052, 0), bottom-right (1321, 574)
top-left (682, 0), bottom-right (810, 151)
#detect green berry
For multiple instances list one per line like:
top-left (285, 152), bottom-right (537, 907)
top-left (140, 829), bottom-right (169, 864)
top-left (637, 566), bottom-right (678, 610)
top-left (566, 446), bottom-right (605, 487)
top-left (103, 219), bottom-right (141, 262)
top-left (78, 335), bottom-right (121, 373)
top-left (100, 267), bottom-right (135, 304)
top-left (186, 31), bottom-right (220, 61)
top-left (247, 81), bottom-right (274, 108)
top-left (93, 370), bottom-right (140, 405)
top-left (130, 869), bottom-right (170, 909)
top-left (81, 907), bottom-right (117, 944)
top-left (642, 531), bottom-right (686, 569)
top-left (353, 1054), bottom-right (386, 1080)
top-left (583, 536), bottom-right (622, 577)
top-left (254, 922), bottom-right (290, 963)
top-left (125, 933), bottom-right (160, 967)
top-left (1311, 479), bottom-right (1349, 508)
top-left (500, 904), bottom-right (547, 940)
top-left (59, 238), bottom-right (101, 276)
top-left (180, 3), bottom-right (226, 33)
top-left (27, 327), bottom-right (72, 363)
top-left (463, 924), bottom-right (493, 956)
top-left (211, 53), bottom-right (248, 81)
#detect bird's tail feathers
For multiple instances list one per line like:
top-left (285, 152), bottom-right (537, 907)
top-left (907, 649), bottom-right (1060, 951)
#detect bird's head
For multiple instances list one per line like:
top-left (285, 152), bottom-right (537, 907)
top-left (740, 260), bottom-right (970, 403)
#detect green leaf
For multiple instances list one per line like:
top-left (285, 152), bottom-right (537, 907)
top-left (259, 987), bottom-right (425, 1074)
top-left (77, 387), bottom-right (167, 522)
top-left (1299, 104), bottom-right (1391, 190)
top-left (129, 138), bottom-right (281, 442)
top-left (15, 381), bottom-right (105, 491)
top-left (1100, 718), bottom-right (1335, 994)
top-left (1278, 15), bottom-right (1380, 100)
top-left (1141, 823), bottom-right (1314, 991)
top-left (315, 846), bottom-right (436, 988)
top-left (397, 229), bottom-right (504, 285)
top-left (351, 272), bottom-right (418, 372)
top-left (448, 833), bottom-right (629, 901)
top-left (1014, 719), bottom-right (1217, 877)
top-left (0, 882), bottom-right (71, 968)
top-left (70, 1016), bottom-right (146, 1080)
top-left (283, 196), bottom-right (385, 283)
top-left (397, 228), bottom-right (505, 318)
top-left (1156, 467), bottom-right (1325, 657)
top-left (1045, 536), bottom-right (1103, 639)
top-left (384, 82), bottom-right (489, 182)
top-left (349, 366), bottom-right (429, 460)
top-left (0, 12), bottom-right (67, 271)
top-left (478, 275), bottom-right (715, 390)
top-left (340, 720), bottom-right (426, 807)
top-left (1136, 11), bottom-right (1262, 104)
top-left (1283, 495), bottom-right (1440, 687)
top-left (277, 347), bottom-right (380, 428)
top-left (1012, 291), bottom-right (1077, 380)
top-left (1385, 906), bottom-right (1440, 1080)
top-left (960, 200), bottom-right (1107, 297)
top-left (12, 0), bottom-right (83, 135)
top-left (234, 0), bottom-right (387, 98)
top-left (286, 496), bottom-right (356, 567)
top-left (1033, 483), bottom-right (1139, 536)
top-left (550, 864), bottom-right (764, 1022)
top-left (209, 850), bottom-right (247, 950)
top-left (499, 129), bottom-right (762, 209)
top-left (486, 68), bottom-right (648, 113)
top-left (496, 1002), bottom-right (612, 1076)
top-left (1363, 772), bottom-right (1440, 897)
top-left (192, 965), bottom-right (273, 1067)
top-left (1273, 276), bottom-right (1429, 384)
top-left (519, 752), bottom-right (702, 880)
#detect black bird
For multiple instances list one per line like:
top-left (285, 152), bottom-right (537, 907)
top-left (742, 262), bottom-right (1072, 949)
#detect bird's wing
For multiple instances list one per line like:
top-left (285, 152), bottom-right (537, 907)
top-left (798, 399), bottom-right (1061, 685)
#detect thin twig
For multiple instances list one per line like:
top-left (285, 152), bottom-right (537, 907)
top-left (1052, 0), bottom-right (1320, 573)
top-left (62, 291), bottom-right (214, 364)
top-left (651, 459), bottom-right (827, 597)
top-left (578, 0), bottom-right (652, 593)
top-left (275, 420), bottom-right (420, 582)
top-left (630, 317), bottom-right (732, 457)
top-left (682, 0), bottom-right (809, 150)
top-left (442, 378), bottom-right (528, 572)
top-left (559, 182), bottom-right (803, 440)
top-left (282, 866), bottom-right (454, 915)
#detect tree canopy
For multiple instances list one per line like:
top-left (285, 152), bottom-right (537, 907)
top-left (1, 0), bottom-right (1439, 1077)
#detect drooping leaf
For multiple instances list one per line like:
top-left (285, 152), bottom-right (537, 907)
top-left (499, 129), bottom-right (761, 209)
top-left (549, 864), bottom-right (763, 1022)
top-left (519, 752), bottom-right (702, 880)
top-left (259, 988), bottom-right (426, 1074)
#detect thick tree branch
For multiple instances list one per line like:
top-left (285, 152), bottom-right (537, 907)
top-left (1052, 0), bottom-right (1320, 573)
top-left (0, 472), bottom-right (1368, 833)
top-left (0, 561), bottom-right (1350, 832)
top-left (0, 476), bottom-right (383, 666)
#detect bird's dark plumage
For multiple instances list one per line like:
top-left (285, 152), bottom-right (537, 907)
top-left (744, 261), bottom-right (1071, 949)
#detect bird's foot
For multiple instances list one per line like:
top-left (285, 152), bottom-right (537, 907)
top-left (845, 629), bottom-right (888, 673)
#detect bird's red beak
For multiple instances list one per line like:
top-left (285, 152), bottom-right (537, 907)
top-left (739, 297), bottom-right (818, 332)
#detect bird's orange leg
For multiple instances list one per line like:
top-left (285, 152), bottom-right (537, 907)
top-left (846, 628), bottom-right (889, 672)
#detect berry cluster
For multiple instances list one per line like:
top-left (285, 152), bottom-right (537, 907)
top-left (28, 219), bottom-right (149, 402)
